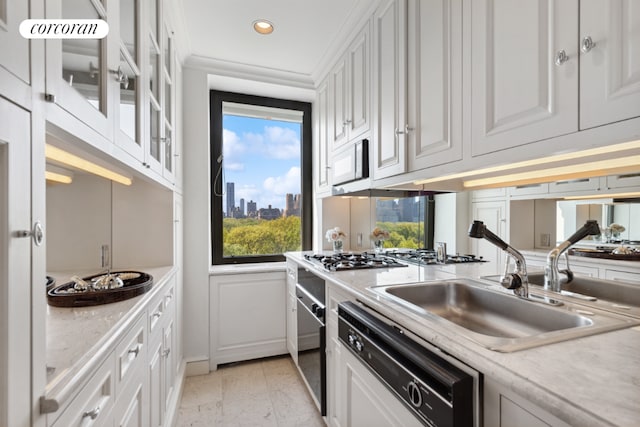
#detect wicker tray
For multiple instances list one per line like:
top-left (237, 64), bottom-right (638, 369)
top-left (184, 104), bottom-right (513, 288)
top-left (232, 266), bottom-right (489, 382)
top-left (47, 271), bottom-right (153, 307)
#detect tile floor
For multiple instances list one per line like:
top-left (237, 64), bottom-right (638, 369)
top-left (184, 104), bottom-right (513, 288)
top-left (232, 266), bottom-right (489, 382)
top-left (177, 355), bottom-right (326, 426)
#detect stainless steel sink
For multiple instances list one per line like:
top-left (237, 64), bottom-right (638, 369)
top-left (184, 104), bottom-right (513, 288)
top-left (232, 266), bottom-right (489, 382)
top-left (368, 278), bottom-right (639, 352)
top-left (526, 272), bottom-right (640, 307)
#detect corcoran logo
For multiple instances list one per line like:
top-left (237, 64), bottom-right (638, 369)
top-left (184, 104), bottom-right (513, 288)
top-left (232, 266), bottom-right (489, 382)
top-left (19, 19), bottom-right (109, 39)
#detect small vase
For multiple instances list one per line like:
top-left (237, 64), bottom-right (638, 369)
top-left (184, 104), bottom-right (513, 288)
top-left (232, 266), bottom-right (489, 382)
top-left (332, 240), bottom-right (343, 253)
top-left (373, 239), bottom-right (384, 254)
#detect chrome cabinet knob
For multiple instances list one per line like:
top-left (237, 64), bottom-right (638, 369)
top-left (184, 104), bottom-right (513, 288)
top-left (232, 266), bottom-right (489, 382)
top-left (554, 50), bottom-right (569, 66)
top-left (581, 36), bottom-right (596, 53)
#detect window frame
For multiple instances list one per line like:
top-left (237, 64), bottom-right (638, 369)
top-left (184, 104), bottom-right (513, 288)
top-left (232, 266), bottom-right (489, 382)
top-left (210, 90), bottom-right (313, 264)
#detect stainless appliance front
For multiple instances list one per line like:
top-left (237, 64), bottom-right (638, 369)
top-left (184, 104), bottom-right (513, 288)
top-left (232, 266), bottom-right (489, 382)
top-left (296, 268), bottom-right (326, 415)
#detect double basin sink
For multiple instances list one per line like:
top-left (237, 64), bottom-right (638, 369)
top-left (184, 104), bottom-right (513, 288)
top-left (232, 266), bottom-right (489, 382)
top-left (368, 276), bottom-right (640, 352)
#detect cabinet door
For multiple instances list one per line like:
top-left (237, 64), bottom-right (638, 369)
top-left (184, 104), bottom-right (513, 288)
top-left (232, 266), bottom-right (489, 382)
top-left (44, 0), bottom-right (116, 140)
top-left (372, 0), bottom-right (407, 180)
top-left (330, 56), bottom-right (349, 150)
top-left (0, 99), bottom-right (31, 427)
top-left (315, 78), bottom-right (331, 192)
top-left (471, 201), bottom-right (507, 270)
top-left (338, 348), bottom-right (423, 427)
top-left (148, 340), bottom-right (163, 427)
top-left (407, 0), bottom-right (462, 171)
top-left (163, 319), bottom-right (175, 416)
top-left (114, 378), bottom-right (147, 427)
top-left (470, 0), bottom-right (578, 156)
top-left (348, 23), bottom-right (371, 141)
top-left (580, 0), bottom-right (640, 129)
top-left (0, 0), bottom-right (30, 84)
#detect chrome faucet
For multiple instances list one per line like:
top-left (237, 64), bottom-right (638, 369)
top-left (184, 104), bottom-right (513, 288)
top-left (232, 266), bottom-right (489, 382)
top-left (468, 220), bottom-right (529, 298)
top-left (545, 220), bottom-right (601, 292)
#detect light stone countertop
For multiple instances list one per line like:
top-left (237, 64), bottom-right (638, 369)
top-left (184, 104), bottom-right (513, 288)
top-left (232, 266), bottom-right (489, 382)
top-left (44, 265), bottom-right (176, 408)
top-left (286, 251), bottom-right (640, 427)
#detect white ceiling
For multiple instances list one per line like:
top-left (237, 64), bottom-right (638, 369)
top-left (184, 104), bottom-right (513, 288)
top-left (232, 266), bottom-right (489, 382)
top-left (177, 0), bottom-right (377, 84)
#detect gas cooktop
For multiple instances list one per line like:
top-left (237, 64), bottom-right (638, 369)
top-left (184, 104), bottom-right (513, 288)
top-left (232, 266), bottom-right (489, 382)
top-left (382, 249), bottom-right (486, 265)
top-left (304, 253), bottom-right (408, 271)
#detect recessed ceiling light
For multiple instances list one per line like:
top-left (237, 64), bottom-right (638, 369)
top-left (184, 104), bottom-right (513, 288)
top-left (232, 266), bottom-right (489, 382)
top-left (253, 20), bottom-right (274, 35)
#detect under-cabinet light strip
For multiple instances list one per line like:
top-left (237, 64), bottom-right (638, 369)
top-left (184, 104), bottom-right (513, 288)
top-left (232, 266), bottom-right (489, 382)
top-left (414, 139), bottom-right (640, 186)
top-left (45, 170), bottom-right (73, 184)
top-left (45, 145), bottom-right (132, 186)
top-left (462, 155), bottom-right (640, 188)
top-left (564, 192), bottom-right (640, 201)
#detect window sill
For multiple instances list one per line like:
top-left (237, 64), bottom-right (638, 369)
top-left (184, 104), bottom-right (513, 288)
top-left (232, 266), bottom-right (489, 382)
top-left (209, 261), bottom-right (287, 276)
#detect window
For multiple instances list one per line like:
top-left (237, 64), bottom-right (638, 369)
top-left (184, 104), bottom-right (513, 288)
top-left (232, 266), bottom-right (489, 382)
top-left (210, 91), bottom-right (312, 264)
top-left (375, 195), bottom-right (435, 249)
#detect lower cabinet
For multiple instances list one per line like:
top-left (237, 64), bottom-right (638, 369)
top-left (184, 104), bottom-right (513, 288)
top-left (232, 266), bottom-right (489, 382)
top-left (46, 273), bottom-right (179, 427)
top-left (335, 342), bottom-right (423, 427)
top-left (484, 377), bottom-right (571, 427)
top-left (50, 353), bottom-right (116, 427)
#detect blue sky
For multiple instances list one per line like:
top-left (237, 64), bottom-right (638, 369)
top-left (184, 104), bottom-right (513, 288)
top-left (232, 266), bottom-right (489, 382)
top-left (222, 114), bottom-right (301, 212)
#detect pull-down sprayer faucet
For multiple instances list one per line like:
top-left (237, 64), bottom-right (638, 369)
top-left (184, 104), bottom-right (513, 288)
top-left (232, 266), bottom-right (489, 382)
top-left (468, 220), bottom-right (529, 298)
top-left (545, 220), bottom-right (601, 292)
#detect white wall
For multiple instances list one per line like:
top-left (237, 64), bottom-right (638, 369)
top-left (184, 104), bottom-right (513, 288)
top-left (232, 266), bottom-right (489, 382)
top-left (181, 64), bottom-right (315, 370)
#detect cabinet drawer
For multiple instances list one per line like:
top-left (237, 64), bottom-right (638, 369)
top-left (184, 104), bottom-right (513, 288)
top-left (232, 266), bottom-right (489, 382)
top-left (149, 297), bottom-right (165, 338)
top-left (604, 269), bottom-right (640, 286)
top-left (52, 353), bottom-right (115, 427)
top-left (115, 314), bottom-right (146, 394)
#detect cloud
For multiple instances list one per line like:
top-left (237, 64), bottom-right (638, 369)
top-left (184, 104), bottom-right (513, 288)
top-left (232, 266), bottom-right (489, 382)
top-left (263, 166), bottom-right (301, 196)
top-left (263, 126), bottom-right (300, 159)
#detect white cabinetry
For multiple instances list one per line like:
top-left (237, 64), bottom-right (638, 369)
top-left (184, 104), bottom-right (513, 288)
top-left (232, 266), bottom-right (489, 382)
top-left (147, 278), bottom-right (176, 427)
top-left (330, 22), bottom-right (371, 151)
top-left (0, 99), bottom-right (32, 427)
top-left (406, 0), bottom-right (462, 171)
top-left (286, 261), bottom-right (298, 364)
top-left (579, 0), bottom-right (640, 129)
top-left (371, 0), bottom-right (407, 180)
top-left (470, 200), bottom-right (507, 270)
top-left (326, 284), bottom-right (353, 427)
top-left (469, 0), bottom-right (578, 156)
top-left (0, 0), bottom-right (30, 86)
top-left (336, 343), bottom-right (423, 427)
top-left (372, 0), bottom-right (463, 180)
top-left (210, 270), bottom-right (287, 368)
top-left (44, 0), bottom-right (118, 140)
top-left (484, 377), bottom-right (571, 427)
top-left (470, 0), bottom-right (640, 157)
top-left (315, 78), bottom-right (331, 194)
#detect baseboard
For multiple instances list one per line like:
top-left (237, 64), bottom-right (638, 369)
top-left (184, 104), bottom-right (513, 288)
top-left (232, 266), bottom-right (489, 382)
top-left (212, 339), bottom-right (287, 369)
top-left (185, 357), bottom-right (210, 376)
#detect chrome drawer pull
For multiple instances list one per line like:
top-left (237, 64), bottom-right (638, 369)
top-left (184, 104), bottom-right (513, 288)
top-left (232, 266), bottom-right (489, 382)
top-left (128, 346), bottom-right (140, 358)
top-left (82, 406), bottom-right (101, 420)
top-left (152, 312), bottom-right (162, 319)
top-left (162, 348), bottom-right (171, 358)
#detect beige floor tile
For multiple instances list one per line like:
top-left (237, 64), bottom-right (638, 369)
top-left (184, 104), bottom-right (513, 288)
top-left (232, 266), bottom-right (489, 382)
top-left (177, 355), bottom-right (325, 427)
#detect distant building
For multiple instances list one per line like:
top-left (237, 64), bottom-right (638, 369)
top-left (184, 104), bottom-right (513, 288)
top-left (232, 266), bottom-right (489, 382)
top-left (258, 204), bottom-right (281, 220)
top-left (247, 200), bottom-right (257, 217)
top-left (226, 182), bottom-right (235, 217)
top-left (284, 193), bottom-right (301, 217)
top-left (239, 198), bottom-right (245, 217)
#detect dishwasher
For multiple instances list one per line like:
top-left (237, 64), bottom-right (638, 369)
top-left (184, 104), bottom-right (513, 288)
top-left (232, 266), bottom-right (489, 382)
top-left (338, 301), bottom-right (480, 427)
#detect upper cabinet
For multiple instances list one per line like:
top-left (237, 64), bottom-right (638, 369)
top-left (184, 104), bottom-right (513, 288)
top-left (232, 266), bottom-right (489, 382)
top-left (469, 0), bottom-right (579, 156)
top-left (372, 0), bottom-right (463, 180)
top-left (329, 21), bottom-right (371, 152)
top-left (371, 0), bottom-right (407, 180)
top-left (45, 0), bottom-right (118, 140)
top-left (0, 0), bottom-right (30, 85)
top-left (43, 0), bottom-right (180, 188)
top-left (315, 78), bottom-right (331, 194)
top-left (579, 0), bottom-right (640, 129)
top-left (406, 0), bottom-right (463, 171)
top-left (470, 0), bottom-right (640, 157)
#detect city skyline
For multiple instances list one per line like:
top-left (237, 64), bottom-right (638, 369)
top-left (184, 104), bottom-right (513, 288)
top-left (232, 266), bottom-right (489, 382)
top-left (222, 114), bottom-right (301, 212)
top-left (224, 181), bottom-right (301, 219)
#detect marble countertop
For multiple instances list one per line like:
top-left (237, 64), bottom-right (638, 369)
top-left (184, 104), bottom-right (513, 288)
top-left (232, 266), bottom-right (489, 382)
top-left (286, 252), bottom-right (640, 427)
top-left (44, 265), bottom-right (176, 408)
